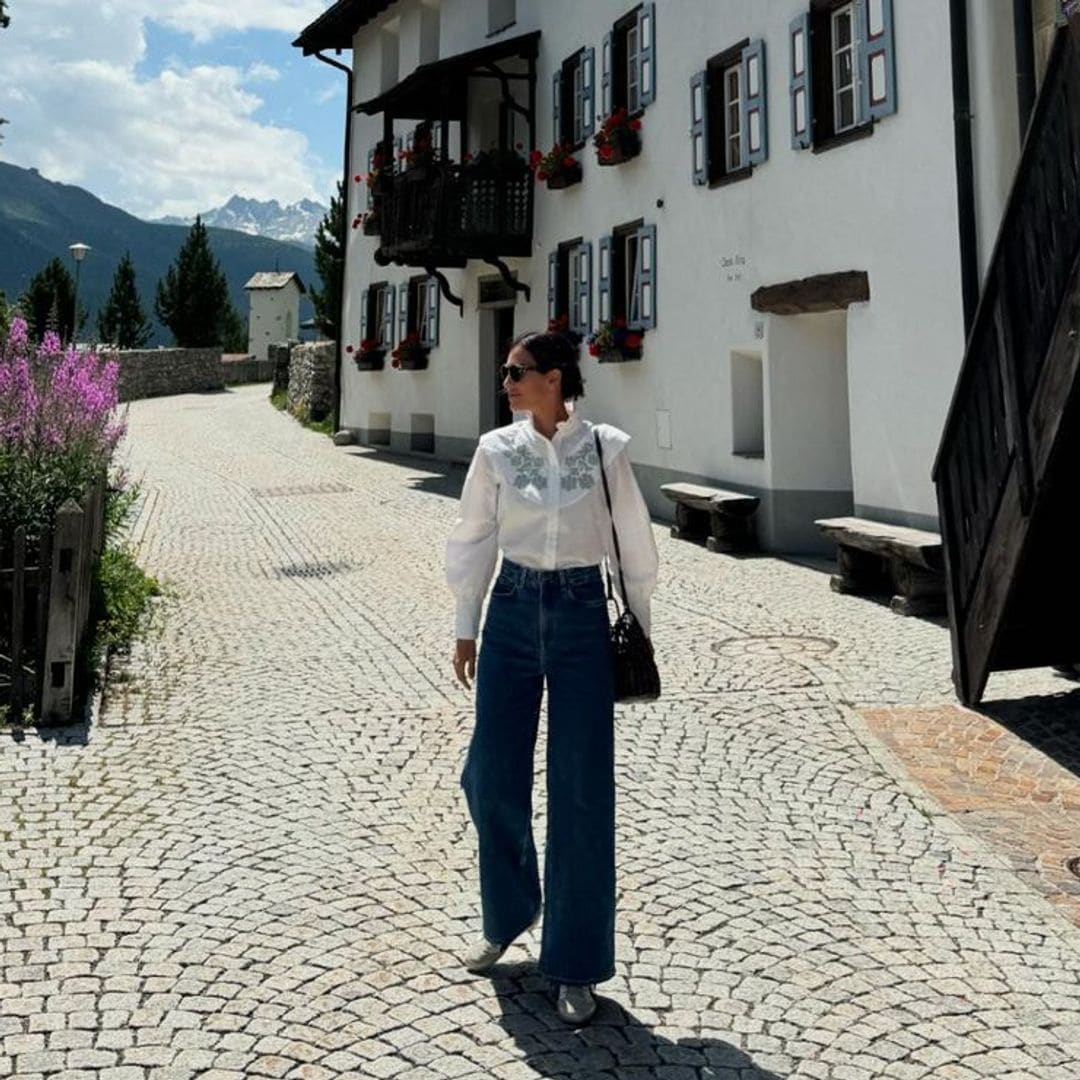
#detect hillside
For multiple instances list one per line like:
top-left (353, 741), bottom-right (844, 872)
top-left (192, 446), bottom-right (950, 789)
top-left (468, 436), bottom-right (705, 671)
top-left (0, 162), bottom-right (317, 346)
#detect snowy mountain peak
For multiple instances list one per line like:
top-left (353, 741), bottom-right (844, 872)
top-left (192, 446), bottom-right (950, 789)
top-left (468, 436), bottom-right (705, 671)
top-left (148, 195), bottom-right (327, 248)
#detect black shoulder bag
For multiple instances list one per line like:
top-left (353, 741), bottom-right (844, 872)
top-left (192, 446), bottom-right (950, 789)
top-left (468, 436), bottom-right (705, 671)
top-left (594, 431), bottom-right (661, 704)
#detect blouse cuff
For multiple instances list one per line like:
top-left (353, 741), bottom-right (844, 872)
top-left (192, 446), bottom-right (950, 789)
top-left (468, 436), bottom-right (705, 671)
top-left (455, 596), bottom-right (484, 640)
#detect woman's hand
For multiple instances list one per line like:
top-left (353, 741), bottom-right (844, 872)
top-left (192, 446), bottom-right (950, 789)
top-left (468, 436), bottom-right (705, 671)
top-left (453, 639), bottom-right (477, 689)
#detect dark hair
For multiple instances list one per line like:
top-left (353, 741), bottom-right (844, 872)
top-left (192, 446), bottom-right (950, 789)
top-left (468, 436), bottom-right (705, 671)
top-left (511, 331), bottom-right (586, 401)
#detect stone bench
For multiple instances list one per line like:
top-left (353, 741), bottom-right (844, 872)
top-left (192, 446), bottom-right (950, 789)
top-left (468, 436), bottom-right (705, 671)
top-left (660, 483), bottom-right (760, 552)
top-left (815, 516), bottom-right (945, 616)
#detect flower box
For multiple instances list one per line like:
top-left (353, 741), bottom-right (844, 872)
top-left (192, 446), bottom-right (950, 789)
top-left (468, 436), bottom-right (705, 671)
top-left (587, 320), bottom-right (644, 362)
top-left (353, 348), bottom-right (386, 371)
top-left (594, 109), bottom-right (643, 167)
top-left (597, 344), bottom-right (643, 363)
top-left (391, 333), bottom-right (429, 371)
top-left (546, 162), bottom-right (583, 189)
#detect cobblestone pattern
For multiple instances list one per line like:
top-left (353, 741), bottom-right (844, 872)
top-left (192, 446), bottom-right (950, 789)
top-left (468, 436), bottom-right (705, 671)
top-left (287, 342), bottom-right (335, 422)
top-left (2, 385), bottom-right (1080, 1080)
top-left (115, 349), bottom-right (224, 402)
top-left (863, 702), bottom-right (1080, 925)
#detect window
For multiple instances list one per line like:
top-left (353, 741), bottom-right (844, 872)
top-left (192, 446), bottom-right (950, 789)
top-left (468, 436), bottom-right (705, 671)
top-left (548, 240), bottom-right (592, 337)
top-left (397, 276), bottom-right (441, 348)
top-left (598, 222), bottom-right (656, 331)
top-left (790, 0), bottom-right (897, 151)
top-left (553, 49), bottom-right (595, 147)
top-left (359, 281), bottom-right (395, 349)
top-left (488, 0), bottom-right (515, 36)
top-left (731, 351), bottom-right (765, 457)
top-left (601, 4), bottom-right (655, 121)
top-left (690, 40), bottom-right (767, 186)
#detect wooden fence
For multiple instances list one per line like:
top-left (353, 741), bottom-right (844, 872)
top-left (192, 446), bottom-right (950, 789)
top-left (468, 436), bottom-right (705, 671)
top-left (1, 476), bottom-right (106, 725)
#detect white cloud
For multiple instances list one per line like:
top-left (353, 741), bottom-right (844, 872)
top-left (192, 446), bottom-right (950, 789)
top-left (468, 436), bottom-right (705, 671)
top-left (0, 1), bottom-right (338, 218)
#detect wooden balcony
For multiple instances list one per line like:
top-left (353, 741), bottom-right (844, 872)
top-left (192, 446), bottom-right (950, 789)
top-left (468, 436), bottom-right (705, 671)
top-left (374, 159), bottom-right (533, 269)
top-left (933, 15), bottom-right (1080, 705)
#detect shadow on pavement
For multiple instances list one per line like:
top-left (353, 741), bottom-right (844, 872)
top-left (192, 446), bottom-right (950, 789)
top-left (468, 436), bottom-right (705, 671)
top-left (979, 686), bottom-right (1080, 780)
top-left (484, 960), bottom-right (785, 1079)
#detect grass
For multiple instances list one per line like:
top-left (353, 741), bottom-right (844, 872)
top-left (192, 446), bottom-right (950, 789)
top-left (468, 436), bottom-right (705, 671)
top-left (269, 387), bottom-right (334, 437)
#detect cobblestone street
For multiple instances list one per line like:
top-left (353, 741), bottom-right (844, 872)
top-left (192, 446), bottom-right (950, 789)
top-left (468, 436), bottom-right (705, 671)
top-left (4, 383), bottom-right (1080, 1080)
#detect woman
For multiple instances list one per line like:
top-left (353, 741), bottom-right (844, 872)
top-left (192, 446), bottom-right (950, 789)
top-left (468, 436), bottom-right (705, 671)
top-left (446, 331), bottom-right (658, 1026)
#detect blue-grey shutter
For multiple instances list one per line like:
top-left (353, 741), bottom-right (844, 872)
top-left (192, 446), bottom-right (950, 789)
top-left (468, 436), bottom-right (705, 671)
top-left (581, 47), bottom-right (596, 139)
top-left (638, 3), bottom-right (656, 107)
top-left (553, 70), bottom-right (562, 145)
top-left (573, 241), bottom-right (593, 336)
top-left (632, 224), bottom-right (656, 330)
top-left (790, 14), bottom-right (812, 150)
top-left (857, 0), bottom-right (897, 121)
top-left (397, 282), bottom-right (408, 346)
top-left (426, 276), bottom-right (440, 347)
top-left (383, 285), bottom-right (396, 347)
top-left (360, 287), bottom-right (369, 341)
top-left (690, 70), bottom-right (708, 185)
top-left (366, 148), bottom-right (375, 208)
top-left (600, 32), bottom-right (613, 121)
top-left (548, 251), bottom-right (558, 323)
top-left (597, 235), bottom-right (612, 324)
top-left (741, 39), bottom-right (767, 165)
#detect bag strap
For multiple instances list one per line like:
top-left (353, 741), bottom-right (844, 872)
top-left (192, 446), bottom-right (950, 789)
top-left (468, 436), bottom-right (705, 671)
top-left (594, 429), bottom-right (631, 610)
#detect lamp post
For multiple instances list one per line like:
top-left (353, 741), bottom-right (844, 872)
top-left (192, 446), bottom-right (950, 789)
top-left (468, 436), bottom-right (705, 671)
top-left (69, 242), bottom-right (91, 345)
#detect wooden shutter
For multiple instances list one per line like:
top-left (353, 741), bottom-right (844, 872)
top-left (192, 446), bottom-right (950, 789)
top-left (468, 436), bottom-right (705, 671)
top-left (553, 70), bottom-right (562, 145)
top-left (382, 285), bottom-right (396, 347)
top-left (597, 235), bottom-right (612, 324)
top-left (426, 276), bottom-right (440, 347)
top-left (741, 39), bottom-right (768, 165)
top-left (397, 282), bottom-right (408, 345)
top-left (572, 241), bottom-right (593, 336)
top-left (638, 3), bottom-right (656, 107)
top-left (790, 14), bottom-right (812, 150)
top-left (690, 70), bottom-right (708, 185)
top-left (600, 32), bottom-right (613, 121)
top-left (857, 0), bottom-right (897, 121)
top-left (366, 148), bottom-right (375, 208)
top-left (632, 224), bottom-right (656, 330)
top-left (548, 252), bottom-right (559, 323)
top-left (360, 287), bottom-right (369, 341)
top-left (581, 47), bottom-right (596, 139)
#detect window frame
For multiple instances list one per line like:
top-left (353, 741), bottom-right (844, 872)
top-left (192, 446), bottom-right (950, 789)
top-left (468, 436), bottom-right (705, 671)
top-left (362, 280), bottom-right (394, 350)
top-left (556, 49), bottom-right (594, 149)
top-left (605, 220), bottom-right (656, 333)
top-left (606, 4), bottom-right (655, 120)
top-left (704, 39), bottom-right (752, 187)
top-left (831, 3), bottom-right (858, 134)
top-left (807, 0), bottom-right (875, 153)
top-left (548, 238), bottom-right (591, 338)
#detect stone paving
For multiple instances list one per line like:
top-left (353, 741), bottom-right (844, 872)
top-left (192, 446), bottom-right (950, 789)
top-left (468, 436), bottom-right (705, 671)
top-left (3, 382), bottom-right (1080, 1080)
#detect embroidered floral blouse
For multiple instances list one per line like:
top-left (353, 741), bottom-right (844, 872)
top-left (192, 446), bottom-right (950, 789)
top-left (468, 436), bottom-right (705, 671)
top-left (446, 410), bottom-right (659, 640)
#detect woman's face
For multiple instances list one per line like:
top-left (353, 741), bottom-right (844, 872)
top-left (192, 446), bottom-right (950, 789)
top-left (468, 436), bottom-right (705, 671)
top-left (503, 343), bottom-right (559, 413)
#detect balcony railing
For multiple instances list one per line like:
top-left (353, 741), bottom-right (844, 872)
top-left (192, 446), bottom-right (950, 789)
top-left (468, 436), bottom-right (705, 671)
top-left (374, 159), bottom-right (533, 266)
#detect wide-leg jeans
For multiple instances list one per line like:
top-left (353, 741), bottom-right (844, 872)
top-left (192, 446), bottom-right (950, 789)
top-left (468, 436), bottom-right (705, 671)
top-left (460, 558), bottom-right (616, 986)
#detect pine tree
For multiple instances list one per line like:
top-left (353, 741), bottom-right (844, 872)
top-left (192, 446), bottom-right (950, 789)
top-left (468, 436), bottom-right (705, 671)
top-left (310, 181), bottom-right (345, 342)
top-left (155, 216), bottom-right (242, 347)
top-left (97, 252), bottom-right (153, 348)
top-left (20, 257), bottom-right (81, 343)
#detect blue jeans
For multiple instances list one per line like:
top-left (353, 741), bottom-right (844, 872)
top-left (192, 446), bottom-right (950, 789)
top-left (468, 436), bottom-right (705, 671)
top-left (460, 558), bottom-right (616, 986)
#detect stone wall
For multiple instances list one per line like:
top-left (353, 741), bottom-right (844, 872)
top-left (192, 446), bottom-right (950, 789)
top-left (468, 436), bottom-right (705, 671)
top-left (222, 356), bottom-right (275, 386)
top-left (268, 342), bottom-right (294, 396)
top-left (287, 341), bottom-right (336, 422)
top-left (116, 349), bottom-right (224, 403)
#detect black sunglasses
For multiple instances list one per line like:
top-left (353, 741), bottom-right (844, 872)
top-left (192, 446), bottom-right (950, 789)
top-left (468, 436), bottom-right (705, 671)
top-left (500, 362), bottom-right (540, 383)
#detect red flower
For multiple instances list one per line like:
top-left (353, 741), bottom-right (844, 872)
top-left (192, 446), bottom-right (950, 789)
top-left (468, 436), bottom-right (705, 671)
top-left (346, 345), bottom-right (354, 353)
top-left (354, 173), bottom-right (362, 182)
top-left (562, 157), bottom-right (576, 168)
top-left (391, 356), bottom-right (401, 368)
top-left (629, 118), bottom-right (642, 131)
top-left (588, 343), bottom-right (600, 357)
top-left (537, 171), bottom-right (548, 181)
top-left (624, 333), bottom-right (642, 349)
top-left (599, 145), bottom-right (615, 161)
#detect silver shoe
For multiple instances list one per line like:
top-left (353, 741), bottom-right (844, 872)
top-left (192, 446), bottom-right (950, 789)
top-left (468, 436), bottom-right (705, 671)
top-left (556, 983), bottom-right (597, 1026)
top-left (463, 906), bottom-right (542, 975)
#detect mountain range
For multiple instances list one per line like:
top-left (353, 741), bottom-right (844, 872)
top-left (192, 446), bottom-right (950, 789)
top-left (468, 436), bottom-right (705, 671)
top-left (0, 163), bottom-right (318, 348)
top-left (150, 195), bottom-right (328, 249)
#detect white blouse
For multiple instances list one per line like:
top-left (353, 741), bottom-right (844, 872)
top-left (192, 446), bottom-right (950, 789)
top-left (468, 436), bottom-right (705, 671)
top-left (446, 410), bottom-right (659, 640)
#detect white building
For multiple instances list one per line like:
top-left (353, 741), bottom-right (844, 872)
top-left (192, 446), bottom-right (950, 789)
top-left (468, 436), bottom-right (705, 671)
top-left (295, 0), bottom-right (1065, 552)
top-left (245, 272), bottom-right (306, 360)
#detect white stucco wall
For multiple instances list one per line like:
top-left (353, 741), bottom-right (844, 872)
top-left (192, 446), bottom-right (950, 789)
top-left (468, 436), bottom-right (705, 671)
top-left (335, 0), bottom-right (1030, 545)
top-left (247, 285), bottom-right (301, 361)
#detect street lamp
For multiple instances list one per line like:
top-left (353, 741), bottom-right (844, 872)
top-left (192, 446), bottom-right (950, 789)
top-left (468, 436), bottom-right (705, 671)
top-left (69, 242), bottom-right (91, 345)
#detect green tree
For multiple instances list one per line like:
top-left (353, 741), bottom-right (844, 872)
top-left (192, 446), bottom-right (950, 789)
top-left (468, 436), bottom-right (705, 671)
top-left (20, 257), bottom-right (83, 343)
top-left (154, 216), bottom-right (242, 347)
top-left (97, 252), bottom-right (153, 348)
top-left (0, 290), bottom-right (11, 342)
top-left (310, 180), bottom-right (344, 342)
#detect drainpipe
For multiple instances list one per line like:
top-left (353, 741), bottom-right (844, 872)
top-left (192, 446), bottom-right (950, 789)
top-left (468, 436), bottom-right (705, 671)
top-left (314, 50), bottom-right (354, 435)
top-left (1013, 0), bottom-right (1036, 140)
top-left (949, 0), bottom-right (979, 335)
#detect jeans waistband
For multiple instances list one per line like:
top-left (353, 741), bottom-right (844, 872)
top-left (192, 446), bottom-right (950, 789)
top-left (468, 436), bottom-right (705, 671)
top-left (499, 557), bottom-right (602, 588)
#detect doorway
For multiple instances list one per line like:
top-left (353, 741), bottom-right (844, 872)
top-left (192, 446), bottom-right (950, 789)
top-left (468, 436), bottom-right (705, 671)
top-left (477, 275), bottom-right (517, 433)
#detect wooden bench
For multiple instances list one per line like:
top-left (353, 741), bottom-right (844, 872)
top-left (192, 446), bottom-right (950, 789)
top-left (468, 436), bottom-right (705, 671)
top-left (660, 483), bottom-right (760, 552)
top-left (815, 516), bottom-right (945, 616)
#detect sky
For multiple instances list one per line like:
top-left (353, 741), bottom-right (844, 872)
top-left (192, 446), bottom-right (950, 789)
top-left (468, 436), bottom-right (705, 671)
top-left (0, 0), bottom-right (347, 219)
